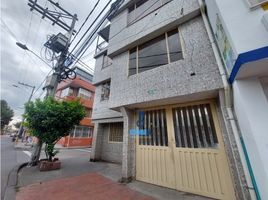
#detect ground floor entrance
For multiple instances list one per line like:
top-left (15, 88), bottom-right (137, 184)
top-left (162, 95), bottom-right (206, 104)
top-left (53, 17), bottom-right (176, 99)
top-left (136, 100), bottom-right (235, 200)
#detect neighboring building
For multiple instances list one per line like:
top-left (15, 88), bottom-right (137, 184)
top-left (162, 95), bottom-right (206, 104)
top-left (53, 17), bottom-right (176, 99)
top-left (56, 67), bottom-right (95, 148)
top-left (205, 1), bottom-right (268, 199)
top-left (91, 0), bottom-right (253, 199)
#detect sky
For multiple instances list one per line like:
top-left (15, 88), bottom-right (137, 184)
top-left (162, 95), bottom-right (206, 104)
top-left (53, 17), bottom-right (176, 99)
top-left (1, 0), bottom-right (111, 124)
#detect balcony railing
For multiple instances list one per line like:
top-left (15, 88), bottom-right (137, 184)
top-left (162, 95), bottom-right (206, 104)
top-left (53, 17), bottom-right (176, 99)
top-left (95, 40), bottom-right (108, 55)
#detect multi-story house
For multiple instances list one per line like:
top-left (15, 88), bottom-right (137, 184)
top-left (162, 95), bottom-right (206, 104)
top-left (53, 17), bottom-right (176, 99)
top-left (205, 1), bottom-right (268, 199)
top-left (91, 0), bottom-right (252, 199)
top-left (56, 67), bottom-right (95, 148)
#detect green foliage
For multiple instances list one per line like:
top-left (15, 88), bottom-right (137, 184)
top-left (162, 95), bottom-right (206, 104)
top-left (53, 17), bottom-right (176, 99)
top-left (14, 121), bottom-right (22, 129)
top-left (24, 97), bottom-right (85, 161)
top-left (1, 100), bottom-right (14, 129)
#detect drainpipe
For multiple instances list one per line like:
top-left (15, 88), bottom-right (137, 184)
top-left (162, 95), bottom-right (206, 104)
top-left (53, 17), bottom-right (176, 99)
top-left (197, 1), bottom-right (258, 199)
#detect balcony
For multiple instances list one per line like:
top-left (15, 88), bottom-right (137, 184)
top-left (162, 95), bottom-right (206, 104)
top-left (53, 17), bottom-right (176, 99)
top-left (95, 25), bottom-right (110, 56)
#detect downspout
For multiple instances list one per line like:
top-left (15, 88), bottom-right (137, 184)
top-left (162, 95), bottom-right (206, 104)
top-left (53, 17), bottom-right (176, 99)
top-left (197, 1), bottom-right (258, 199)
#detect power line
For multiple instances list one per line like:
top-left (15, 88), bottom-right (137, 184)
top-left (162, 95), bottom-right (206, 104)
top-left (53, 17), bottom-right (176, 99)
top-left (70, 0), bottom-right (101, 46)
top-left (68, 0), bottom-right (112, 58)
top-left (0, 19), bottom-right (19, 41)
top-left (32, 69), bottom-right (53, 97)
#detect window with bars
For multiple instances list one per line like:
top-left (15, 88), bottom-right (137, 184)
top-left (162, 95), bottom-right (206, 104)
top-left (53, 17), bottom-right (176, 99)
top-left (109, 122), bottom-right (123, 142)
top-left (128, 0), bottom-right (171, 25)
top-left (138, 109), bottom-right (168, 146)
top-left (172, 104), bottom-right (218, 148)
top-left (129, 28), bottom-right (182, 76)
top-left (100, 81), bottom-right (110, 101)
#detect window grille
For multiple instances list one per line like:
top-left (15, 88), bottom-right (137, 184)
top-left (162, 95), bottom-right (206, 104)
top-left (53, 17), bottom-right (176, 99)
top-left (172, 104), bottom-right (218, 148)
top-left (138, 109), bottom-right (168, 146)
top-left (109, 122), bottom-right (123, 142)
top-left (100, 81), bottom-right (110, 101)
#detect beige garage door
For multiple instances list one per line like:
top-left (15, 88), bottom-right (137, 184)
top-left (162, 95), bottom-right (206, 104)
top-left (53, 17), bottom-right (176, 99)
top-left (136, 101), bottom-right (236, 200)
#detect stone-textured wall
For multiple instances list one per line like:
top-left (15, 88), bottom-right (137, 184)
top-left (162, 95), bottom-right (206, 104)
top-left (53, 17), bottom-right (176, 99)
top-left (109, 16), bottom-right (223, 109)
top-left (120, 107), bottom-right (136, 180)
top-left (108, 0), bottom-right (200, 56)
top-left (92, 85), bottom-right (122, 120)
top-left (100, 123), bottom-right (123, 163)
top-left (93, 53), bottom-right (113, 85)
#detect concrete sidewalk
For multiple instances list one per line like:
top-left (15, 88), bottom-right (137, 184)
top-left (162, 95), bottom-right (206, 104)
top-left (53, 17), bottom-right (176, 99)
top-left (15, 155), bottom-right (212, 200)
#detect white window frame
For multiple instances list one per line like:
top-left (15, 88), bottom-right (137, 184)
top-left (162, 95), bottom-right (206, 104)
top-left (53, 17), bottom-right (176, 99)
top-left (61, 87), bottom-right (73, 98)
top-left (72, 125), bottom-right (92, 138)
top-left (78, 88), bottom-right (92, 100)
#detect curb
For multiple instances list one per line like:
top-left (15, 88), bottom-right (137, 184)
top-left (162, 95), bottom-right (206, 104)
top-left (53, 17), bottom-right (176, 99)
top-left (4, 162), bottom-right (28, 200)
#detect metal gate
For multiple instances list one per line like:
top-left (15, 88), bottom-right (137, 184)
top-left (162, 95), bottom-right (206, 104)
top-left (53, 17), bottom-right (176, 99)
top-left (136, 101), bottom-right (236, 200)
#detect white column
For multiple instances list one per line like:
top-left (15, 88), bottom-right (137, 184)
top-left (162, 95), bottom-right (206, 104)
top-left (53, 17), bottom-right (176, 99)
top-left (233, 77), bottom-right (268, 200)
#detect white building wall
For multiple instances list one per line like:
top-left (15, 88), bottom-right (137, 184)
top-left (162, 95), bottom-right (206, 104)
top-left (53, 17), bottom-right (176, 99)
top-left (205, 0), bottom-right (268, 54)
top-left (233, 78), bottom-right (268, 200)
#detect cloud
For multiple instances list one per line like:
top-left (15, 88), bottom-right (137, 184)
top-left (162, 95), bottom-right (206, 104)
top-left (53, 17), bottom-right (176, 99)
top-left (1, 0), bottom-right (110, 125)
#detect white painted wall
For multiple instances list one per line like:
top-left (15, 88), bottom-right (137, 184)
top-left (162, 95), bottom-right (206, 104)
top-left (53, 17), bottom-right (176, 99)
top-left (233, 78), bottom-right (268, 200)
top-left (205, 0), bottom-right (268, 54)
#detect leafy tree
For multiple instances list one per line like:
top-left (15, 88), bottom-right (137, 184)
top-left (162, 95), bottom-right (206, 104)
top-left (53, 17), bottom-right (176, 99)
top-left (24, 97), bottom-right (85, 164)
top-left (1, 100), bottom-right (14, 130)
top-left (14, 121), bottom-right (22, 129)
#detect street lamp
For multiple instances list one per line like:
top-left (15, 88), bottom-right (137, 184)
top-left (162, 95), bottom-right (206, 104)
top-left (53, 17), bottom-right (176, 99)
top-left (16, 42), bottom-right (52, 69)
top-left (12, 82), bottom-right (35, 139)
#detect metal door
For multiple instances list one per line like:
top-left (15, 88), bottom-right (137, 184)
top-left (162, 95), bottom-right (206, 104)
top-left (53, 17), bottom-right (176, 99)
top-left (136, 101), bottom-right (236, 200)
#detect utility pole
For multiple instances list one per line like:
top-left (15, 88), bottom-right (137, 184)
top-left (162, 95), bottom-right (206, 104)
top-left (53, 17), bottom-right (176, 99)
top-left (26, 0), bottom-right (78, 166)
top-left (15, 82), bottom-right (35, 138)
top-left (28, 0), bottom-right (78, 98)
top-left (47, 13), bottom-right (77, 97)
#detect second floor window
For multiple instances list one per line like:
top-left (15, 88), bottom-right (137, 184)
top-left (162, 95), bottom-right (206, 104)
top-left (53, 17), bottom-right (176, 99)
top-left (61, 87), bottom-right (74, 98)
top-left (78, 88), bottom-right (92, 100)
top-left (100, 81), bottom-right (110, 101)
top-left (102, 54), bottom-right (113, 69)
top-left (85, 109), bottom-right (92, 118)
top-left (129, 28), bottom-right (183, 76)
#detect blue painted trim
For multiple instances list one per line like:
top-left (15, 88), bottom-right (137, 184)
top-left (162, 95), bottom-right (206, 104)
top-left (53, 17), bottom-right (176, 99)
top-left (229, 46), bottom-right (268, 84)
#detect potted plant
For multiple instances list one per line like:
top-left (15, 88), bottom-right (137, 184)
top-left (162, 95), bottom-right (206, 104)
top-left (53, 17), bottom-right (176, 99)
top-left (24, 97), bottom-right (85, 169)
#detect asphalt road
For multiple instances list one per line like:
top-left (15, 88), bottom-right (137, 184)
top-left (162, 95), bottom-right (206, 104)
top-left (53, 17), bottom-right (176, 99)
top-left (1, 135), bottom-right (30, 200)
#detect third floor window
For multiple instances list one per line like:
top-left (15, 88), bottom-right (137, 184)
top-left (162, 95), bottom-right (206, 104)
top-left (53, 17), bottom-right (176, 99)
top-left (129, 28), bottom-right (183, 76)
top-left (128, 0), bottom-right (171, 25)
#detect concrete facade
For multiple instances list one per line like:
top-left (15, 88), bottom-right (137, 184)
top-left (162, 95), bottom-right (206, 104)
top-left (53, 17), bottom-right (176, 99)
top-left (91, 0), bottom-right (250, 199)
top-left (90, 123), bottom-right (123, 163)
